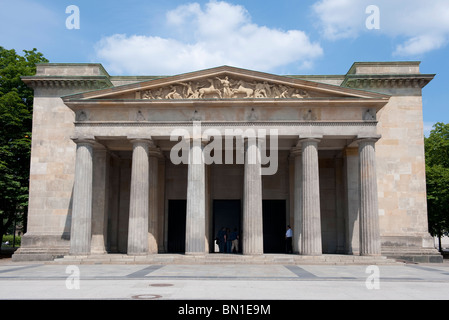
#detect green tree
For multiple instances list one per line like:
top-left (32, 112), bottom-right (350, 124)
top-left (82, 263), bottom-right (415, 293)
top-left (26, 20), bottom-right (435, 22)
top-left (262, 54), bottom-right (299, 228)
top-left (425, 122), bottom-right (449, 252)
top-left (0, 47), bottom-right (48, 252)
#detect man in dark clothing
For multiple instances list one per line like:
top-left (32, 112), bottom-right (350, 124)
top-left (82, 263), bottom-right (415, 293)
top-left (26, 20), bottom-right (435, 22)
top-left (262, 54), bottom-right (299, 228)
top-left (229, 228), bottom-right (239, 253)
top-left (217, 227), bottom-right (227, 253)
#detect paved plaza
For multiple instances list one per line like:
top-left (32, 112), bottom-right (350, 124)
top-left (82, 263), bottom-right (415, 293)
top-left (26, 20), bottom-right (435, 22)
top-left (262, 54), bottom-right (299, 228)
top-left (0, 257), bottom-right (448, 301)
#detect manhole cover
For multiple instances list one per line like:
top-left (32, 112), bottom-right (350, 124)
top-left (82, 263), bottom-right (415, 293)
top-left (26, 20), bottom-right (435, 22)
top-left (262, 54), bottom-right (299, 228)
top-left (149, 283), bottom-right (173, 287)
top-left (131, 294), bottom-right (162, 300)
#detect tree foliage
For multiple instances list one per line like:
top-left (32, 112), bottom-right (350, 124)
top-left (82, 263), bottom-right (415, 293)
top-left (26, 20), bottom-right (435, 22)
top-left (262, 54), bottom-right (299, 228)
top-left (425, 122), bottom-right (449, 250)
top-left (0, 47), bottom-right (48, 250)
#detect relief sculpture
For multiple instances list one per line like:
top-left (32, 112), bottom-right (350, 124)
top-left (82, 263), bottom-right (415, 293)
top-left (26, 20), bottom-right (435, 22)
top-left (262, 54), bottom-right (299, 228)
top-left (141, 76), bottom-right (309, 100)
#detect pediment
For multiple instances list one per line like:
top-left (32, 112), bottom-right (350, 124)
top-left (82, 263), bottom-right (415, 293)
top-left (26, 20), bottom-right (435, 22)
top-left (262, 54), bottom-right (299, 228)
top-left (63, 65), bottom-right (389, 103)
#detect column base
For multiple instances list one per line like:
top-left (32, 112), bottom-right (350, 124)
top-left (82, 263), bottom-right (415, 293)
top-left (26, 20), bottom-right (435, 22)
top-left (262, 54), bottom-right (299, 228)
top-left (185, 252), bottom-right (207, 256)
top-left (127, 253), bottom-right (149, 257)
top-left (381, 234), bottom-right (444, 263)
top-left (12, 233), bottom-right (70, 261)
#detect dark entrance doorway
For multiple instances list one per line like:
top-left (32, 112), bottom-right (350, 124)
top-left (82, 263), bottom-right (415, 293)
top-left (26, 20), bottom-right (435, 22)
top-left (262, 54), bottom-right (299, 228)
top-left (263, 199), bottom-right (287, 253)
top-left (167, 200), bottom-right (186, 253)
top-left (213, 200), bottom-right (241, 253)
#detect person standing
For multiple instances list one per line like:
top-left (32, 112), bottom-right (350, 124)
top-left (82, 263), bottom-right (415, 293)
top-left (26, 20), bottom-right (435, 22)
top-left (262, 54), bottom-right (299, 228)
top-left (285, 225), bottom-right (293, 253)
top-left (217, 227), bottom-right (227, 253)
top-left (230, 228), bottom-right (239, 253)
top-left (226, 228), bottom-right (232, 253)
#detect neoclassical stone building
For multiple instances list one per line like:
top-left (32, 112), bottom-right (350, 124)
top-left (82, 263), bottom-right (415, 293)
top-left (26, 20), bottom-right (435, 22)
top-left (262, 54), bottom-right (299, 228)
top-left (13, 62), bottom-right (443, 262)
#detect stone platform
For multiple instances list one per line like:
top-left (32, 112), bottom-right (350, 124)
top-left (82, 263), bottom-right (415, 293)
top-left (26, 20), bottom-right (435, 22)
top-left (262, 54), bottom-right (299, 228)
top-left (51, 253), bottom-right (402, 265)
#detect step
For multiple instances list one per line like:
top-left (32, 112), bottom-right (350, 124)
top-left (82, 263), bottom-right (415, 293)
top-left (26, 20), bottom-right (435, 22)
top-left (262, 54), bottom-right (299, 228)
top-left (51, 253), bottom-right (402, 265)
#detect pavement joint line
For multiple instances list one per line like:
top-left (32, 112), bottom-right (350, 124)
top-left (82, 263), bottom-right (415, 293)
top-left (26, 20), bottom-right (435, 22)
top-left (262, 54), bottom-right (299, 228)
top-left (284, 265), bottom-right (319, 279)
top-left (406, 264), bottom-right (449, 275)
top-left (1, 276), bottom-right (445, 283)
top-left (0, 264), bottom-right (41, 274)
top-left (126, 265), bottom-right (164, 278)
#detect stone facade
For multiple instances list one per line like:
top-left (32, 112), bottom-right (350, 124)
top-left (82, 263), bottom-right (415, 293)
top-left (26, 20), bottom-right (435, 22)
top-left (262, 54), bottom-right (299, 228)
top-left (12, 62), bottom-right (442, 263)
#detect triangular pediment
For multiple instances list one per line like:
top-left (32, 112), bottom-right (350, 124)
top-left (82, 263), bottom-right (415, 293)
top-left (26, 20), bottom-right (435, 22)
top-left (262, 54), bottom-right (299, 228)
top-left (63, 65), bottom-right (389, 102)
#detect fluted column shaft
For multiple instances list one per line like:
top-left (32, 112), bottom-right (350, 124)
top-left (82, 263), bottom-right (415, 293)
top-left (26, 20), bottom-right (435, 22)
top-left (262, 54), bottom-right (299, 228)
top-left (243, 136), bottom-right (264, 255)
top-left (185, 138), bottom-right (207, 254)
top-left (148, 147), bottom-right (161, 254)
top-left (359, 139), bottom-right (381, 256)
top-left (291, 146), bottom-right (302, 254)
top-left (70, 141), bottom-right (94, 255)
top-left (91, 148), bottom-right (110, 254)
top-left (300, 139), bottom-right (322, 256)
top-left (127, 140), bottom-right (150, 255)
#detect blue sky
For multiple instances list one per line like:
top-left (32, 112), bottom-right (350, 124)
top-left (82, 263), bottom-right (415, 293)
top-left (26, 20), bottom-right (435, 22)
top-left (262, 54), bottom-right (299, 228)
top-left (1, 0), bottom-right (448, 135)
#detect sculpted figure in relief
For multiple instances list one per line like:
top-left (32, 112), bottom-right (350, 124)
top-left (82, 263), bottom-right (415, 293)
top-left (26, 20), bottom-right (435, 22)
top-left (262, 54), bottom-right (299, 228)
top-left (253, 81), bottom-right (268, 98)
top-left (232, 80), bottom-right (254, 98)
top-left (142, 90), bottom-right (154, 100)
top-left (215, 76), bottom-right (233, 98)
top-left (199, 79), bottom-right (222, 98)
top-left (166, 85), bottom-right (183, 99)
top-left (140, 77), bottom-right (310, 100)
top-left (180, 82), bottom-right (201, 99)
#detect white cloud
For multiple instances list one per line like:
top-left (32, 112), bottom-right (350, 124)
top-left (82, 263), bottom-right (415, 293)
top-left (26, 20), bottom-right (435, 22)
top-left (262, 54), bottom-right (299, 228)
top-left (94, 1), bottom-right (323, 75)
top-left (312, 0), bottom-right (449, 57)
top-left (423, 122), bottom-right (435, 137)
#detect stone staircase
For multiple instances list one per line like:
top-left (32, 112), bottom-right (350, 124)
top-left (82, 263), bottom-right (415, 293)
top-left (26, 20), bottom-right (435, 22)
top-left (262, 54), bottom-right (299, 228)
top-left (51, 253), bottom-right (402, 265)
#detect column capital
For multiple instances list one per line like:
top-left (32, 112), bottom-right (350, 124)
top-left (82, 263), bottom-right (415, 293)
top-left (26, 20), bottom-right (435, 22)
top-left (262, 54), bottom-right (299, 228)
top-left (71, 136), bottom-right (96, 146)
top-left (148, 145), bottom-right (164, 159)
top-left (128, 137), bottom-right (153, 145)
top-left (185, 137), bottom-right (210, 147)
top-left (71, 137), bottom-right (109, 152)
top-left (298, 135), bottom-right (323, 144)
top-left (290, 146), bottom-right (302, 157)
top-left (356, 135), bottom-right (381, 144)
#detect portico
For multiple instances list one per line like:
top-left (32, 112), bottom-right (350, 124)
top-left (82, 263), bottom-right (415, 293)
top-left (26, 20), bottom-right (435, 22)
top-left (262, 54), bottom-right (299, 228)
top-left (62, 65), bottom-right (390, 257)
top-left (14, 63), bottom-right (443, 263)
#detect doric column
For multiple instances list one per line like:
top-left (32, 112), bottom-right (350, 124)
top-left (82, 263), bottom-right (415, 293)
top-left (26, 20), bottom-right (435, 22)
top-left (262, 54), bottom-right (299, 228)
top-left (243, 135), bottom-right (264, 255)
top-left (358, 138), bottom-right (381, 256)
top-left (148, 143), bottom-right (162, 254)
top-left (127, 139), bottom-right (150, 255)
top-left (70, 139), bottom-right (94, 255)
top-left (91, 146), bottom-right (110, 254)
top-left (344, 147), bottom-right (360, 254)
top-left (300, 138), bottom-right (322, 256)
top-left (290, 146), bottom-right (302, 254)
top-left (157, 156), bottom-right (166, 253)
top-left (185, 138), bottom-right (207, 254)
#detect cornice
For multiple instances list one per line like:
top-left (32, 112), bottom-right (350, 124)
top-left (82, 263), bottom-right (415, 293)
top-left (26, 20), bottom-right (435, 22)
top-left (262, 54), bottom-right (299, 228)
top-left (21, 76), bottom-right (113, 90)
top-left (74, 120), bottom-right (378, 127)
top-left (342, 74), bottom-right (435, 89)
